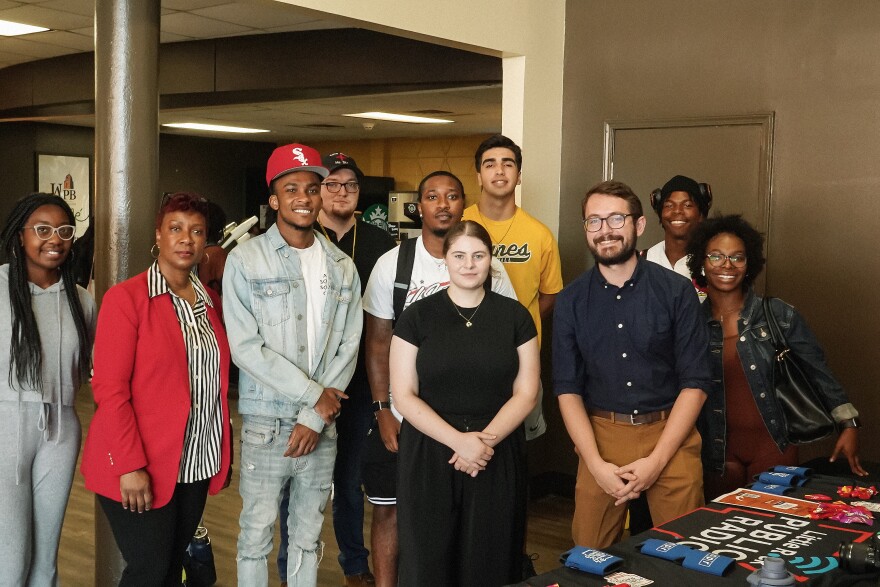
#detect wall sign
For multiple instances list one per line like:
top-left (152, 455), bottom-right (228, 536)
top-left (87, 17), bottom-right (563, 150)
top-left (36, 154), bottom-right (91, 238)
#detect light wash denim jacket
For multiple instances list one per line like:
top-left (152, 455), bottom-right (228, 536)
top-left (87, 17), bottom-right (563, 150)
top-left (222, 225), bottom-right (362, 433)
top-left (697, 289), bottom-right (857, 473)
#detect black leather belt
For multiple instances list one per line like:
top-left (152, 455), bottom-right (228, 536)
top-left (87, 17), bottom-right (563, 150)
top-left (590, 409), bottom-right (670, 425)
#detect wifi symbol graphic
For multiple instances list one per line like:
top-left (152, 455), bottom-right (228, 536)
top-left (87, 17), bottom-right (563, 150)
top-left (767, 553), bottom-right (839, 575)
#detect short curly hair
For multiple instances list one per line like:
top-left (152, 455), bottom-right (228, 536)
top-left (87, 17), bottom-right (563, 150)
top-left (686, 214), bottom-right (765, 289)
top-left (155, 192), bottom-right (210, 231)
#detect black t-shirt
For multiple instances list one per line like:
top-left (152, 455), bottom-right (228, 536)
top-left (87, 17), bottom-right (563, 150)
top-left (317, 219), bottom-right (396, 383)
top-left (394, 290), bottom-right (536, 417)
top-left (317, 219), bottom-right (396, 295)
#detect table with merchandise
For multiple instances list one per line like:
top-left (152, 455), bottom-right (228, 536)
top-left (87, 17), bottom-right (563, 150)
top-left (513, 461), bottom-right (880, 587)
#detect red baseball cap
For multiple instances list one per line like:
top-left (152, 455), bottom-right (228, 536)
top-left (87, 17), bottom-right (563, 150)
top-left (265, 143), bottom-right (329, 187)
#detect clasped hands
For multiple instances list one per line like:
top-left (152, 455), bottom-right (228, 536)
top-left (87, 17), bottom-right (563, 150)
top-left (448, 431), bottom-right (497, 478)
top-left (285, 387), bottom-right (348, 458)
top-left (592, 454), bottom-right (665, 506)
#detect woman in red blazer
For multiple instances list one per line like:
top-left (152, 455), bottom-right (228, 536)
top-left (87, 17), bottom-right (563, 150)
top-left (82, 193), bottom-right (231, 586)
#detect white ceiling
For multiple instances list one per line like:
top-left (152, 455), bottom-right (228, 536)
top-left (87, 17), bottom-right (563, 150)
top-left (0, 0), bottom-right (502, 141)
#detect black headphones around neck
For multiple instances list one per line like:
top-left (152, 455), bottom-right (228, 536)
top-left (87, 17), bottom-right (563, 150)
top-left (649, 182), bottom-right (713, 217)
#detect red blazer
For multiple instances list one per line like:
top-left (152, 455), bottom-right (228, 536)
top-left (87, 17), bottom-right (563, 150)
top-left (81, 271), bottom-right (232, 509)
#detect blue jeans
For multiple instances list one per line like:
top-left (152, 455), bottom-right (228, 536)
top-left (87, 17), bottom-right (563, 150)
top-left (237, 415), bottom-right (336, 587)
top-left (279, 382), bottom-right (372, 577)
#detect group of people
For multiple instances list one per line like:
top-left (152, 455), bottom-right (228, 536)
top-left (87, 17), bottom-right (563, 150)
top-left (0, 135), bottom-right (864, 587)
top-left (555, 176), bottom-right (865, 551)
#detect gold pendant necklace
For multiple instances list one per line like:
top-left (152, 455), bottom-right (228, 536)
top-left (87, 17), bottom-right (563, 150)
top-left (318, 219), bottom-right (357, 262)
top-left (447, 290), bottom-right (483, 327)
top-left (477, 206), bottom-right (518, 245)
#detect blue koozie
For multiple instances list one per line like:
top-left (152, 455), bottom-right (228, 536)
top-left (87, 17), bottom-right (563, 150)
top-left (758, 471), bottom-right (804, 487)
top-left (751, 482), bottom-right (793, 495)
top-left (561, 546), bottom-right (624, 575)
top-left (681, 549), bottom-right (735, 576)
top-left (772, 465), bottom-right (812, 478)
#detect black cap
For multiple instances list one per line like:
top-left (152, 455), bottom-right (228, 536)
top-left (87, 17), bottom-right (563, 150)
top-left (655, 175), bottom-right (712, 217)
top-left (321, 152), bottom-right (364, 180)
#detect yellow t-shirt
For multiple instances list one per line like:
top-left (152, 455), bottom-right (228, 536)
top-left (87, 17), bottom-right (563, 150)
top-left (463, 204), bottom-right (563, 344)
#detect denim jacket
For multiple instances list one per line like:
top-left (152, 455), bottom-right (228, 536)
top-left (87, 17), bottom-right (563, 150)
top-left (698, 288), bottom-right (857, 473)
top-left (222, 225), bottom-right (363, 433)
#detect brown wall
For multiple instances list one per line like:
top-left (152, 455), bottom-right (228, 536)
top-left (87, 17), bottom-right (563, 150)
top-left (553, 0), bottom-right (880, 473)
top-left (0, 123), bottom-right (94, 234)
top-left (309, 134), bottom-right (493, 204)
top-left (0, 123), bottom-right (275, 259)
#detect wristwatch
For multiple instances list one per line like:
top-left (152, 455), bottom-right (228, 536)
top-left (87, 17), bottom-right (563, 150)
top-left (838, 417), bottom-right (861, 430)
top-left (372, 400), bottom-right (390, 413)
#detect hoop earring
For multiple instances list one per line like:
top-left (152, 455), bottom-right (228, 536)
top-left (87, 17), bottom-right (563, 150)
top-left (203, 251), bottom-right (210, 263)
top-left (151, 244), bottom-right (160, 259)
top-left (700, 267), bottom-right (705, 276)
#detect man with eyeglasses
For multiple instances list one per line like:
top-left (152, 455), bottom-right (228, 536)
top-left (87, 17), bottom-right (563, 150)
top-left (553, 180), bottom-right (712, 549)
top-left (276, 152), bottom-right (395, 587)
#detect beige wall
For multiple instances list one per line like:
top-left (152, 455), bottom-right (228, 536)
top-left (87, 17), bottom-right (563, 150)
top-left (310, 135), bottom-right (491, 204)
top-left (560, 0), bottom-right (880, 464)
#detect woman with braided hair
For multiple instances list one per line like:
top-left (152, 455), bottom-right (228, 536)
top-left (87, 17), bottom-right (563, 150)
top-left (0, 193), bottom-right (95, 584)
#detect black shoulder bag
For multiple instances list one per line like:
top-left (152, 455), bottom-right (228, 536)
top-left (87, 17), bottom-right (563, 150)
top-left (762, 297), bottom-right (835, 444)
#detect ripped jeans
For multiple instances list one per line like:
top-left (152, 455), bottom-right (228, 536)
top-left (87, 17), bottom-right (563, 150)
top-left (237, 415), bottom-right (336, 587)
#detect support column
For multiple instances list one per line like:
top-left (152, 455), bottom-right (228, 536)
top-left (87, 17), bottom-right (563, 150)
top-left (94, 0), bottom-right (160, 302)
top-left (93, 1), bottom-right (161, 584)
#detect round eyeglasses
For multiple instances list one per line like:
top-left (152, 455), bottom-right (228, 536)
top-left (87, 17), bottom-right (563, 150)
top-left (583, 213), bottom-right (635, 232)
top-left (322, 181), bottom-right (360, 194)
top-left (24, 224), bottom-right (76, 241)
top-left (705, 253), bottom-right (746, 267)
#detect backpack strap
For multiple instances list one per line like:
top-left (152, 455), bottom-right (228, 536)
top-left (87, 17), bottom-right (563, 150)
top-left (393, 237), bottom-right (418, 322)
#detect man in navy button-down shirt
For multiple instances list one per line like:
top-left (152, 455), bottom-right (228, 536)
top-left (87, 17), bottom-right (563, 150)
top-left (553, 180), bottom-right (711, 549)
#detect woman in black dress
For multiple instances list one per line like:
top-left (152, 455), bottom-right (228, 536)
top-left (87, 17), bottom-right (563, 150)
top-left (390, 220), bottom-right (540, 587)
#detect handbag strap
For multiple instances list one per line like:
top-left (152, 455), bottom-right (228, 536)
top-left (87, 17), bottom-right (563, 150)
top-left (762, 296), bottom-right (788, 359)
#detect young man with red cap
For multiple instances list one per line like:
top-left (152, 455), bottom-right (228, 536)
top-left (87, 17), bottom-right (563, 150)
top-left (223, 144), bottom-right (363, 587)
top-left (276, 152), bottom-right (394, 586)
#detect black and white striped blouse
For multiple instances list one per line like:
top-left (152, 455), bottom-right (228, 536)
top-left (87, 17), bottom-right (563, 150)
top-left (148, 262), bottom-right (222, 483)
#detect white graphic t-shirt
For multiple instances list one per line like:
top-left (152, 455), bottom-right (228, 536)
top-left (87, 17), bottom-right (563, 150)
top-left (292, 239), bottom-right (328, 372)
top-left (363, 236), bottom-right (517, 320)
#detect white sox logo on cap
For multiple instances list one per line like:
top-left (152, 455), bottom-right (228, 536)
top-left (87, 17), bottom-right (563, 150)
top-left (265, 143), bottom-right (329, 186)
top-left (292, 147), bottom-right (308, 165)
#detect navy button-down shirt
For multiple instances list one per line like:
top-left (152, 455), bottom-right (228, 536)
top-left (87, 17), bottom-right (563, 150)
top-left (553, 257), bottom-right (711, 413)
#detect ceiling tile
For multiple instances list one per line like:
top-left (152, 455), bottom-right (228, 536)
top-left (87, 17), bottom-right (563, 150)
top-left (0, 49), bottom-right (28, 62)
top-left (38, 0), bottom-right (95, 17)
top-left (161, 11), bottom-right (252, 37)
top-left (0, 35), bottom-right (76, 58)
top-left (69, 25), bottom-right (91, 36)
top-left (264, 19), bottom-right (342, 34)
top-left (192, 2), bottom-right (323, 30)
top-left (30, 29), bottom-right (93, 51)
top-left (160, 30), bottom-right (194, 43)
top-left (0, 5), bottom-right (93, 30)
top-left (162, 0), bottom-right (232, 10)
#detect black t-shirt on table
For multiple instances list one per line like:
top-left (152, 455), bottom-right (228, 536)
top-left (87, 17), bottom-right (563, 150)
top-left (393, 290), bottom-right (536, 418)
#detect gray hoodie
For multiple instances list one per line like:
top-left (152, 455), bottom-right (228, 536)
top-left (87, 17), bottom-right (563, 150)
top-left (0, 264), bottom-right (96, 406)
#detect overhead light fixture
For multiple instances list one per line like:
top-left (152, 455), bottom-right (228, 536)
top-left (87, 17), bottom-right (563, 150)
top-left (344, 112), bottom-right (454, 124)
top-left (162, 122), bottom-right (269, 134)
top-left (0, 19), bottom-right (49, 36)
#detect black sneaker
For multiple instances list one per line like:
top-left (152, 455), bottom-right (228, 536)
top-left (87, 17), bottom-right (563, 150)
top-left (521, 553), bottom-right (539, 579)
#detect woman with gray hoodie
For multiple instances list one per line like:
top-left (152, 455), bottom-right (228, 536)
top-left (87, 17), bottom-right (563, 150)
top-left (0, 193), bottom-right (95, 585)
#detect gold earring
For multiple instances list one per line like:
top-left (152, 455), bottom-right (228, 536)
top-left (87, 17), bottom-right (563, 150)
top-left (151, 244), bottom-right (159, 259)
top-left (203, 251), bottom-right (210, 263)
